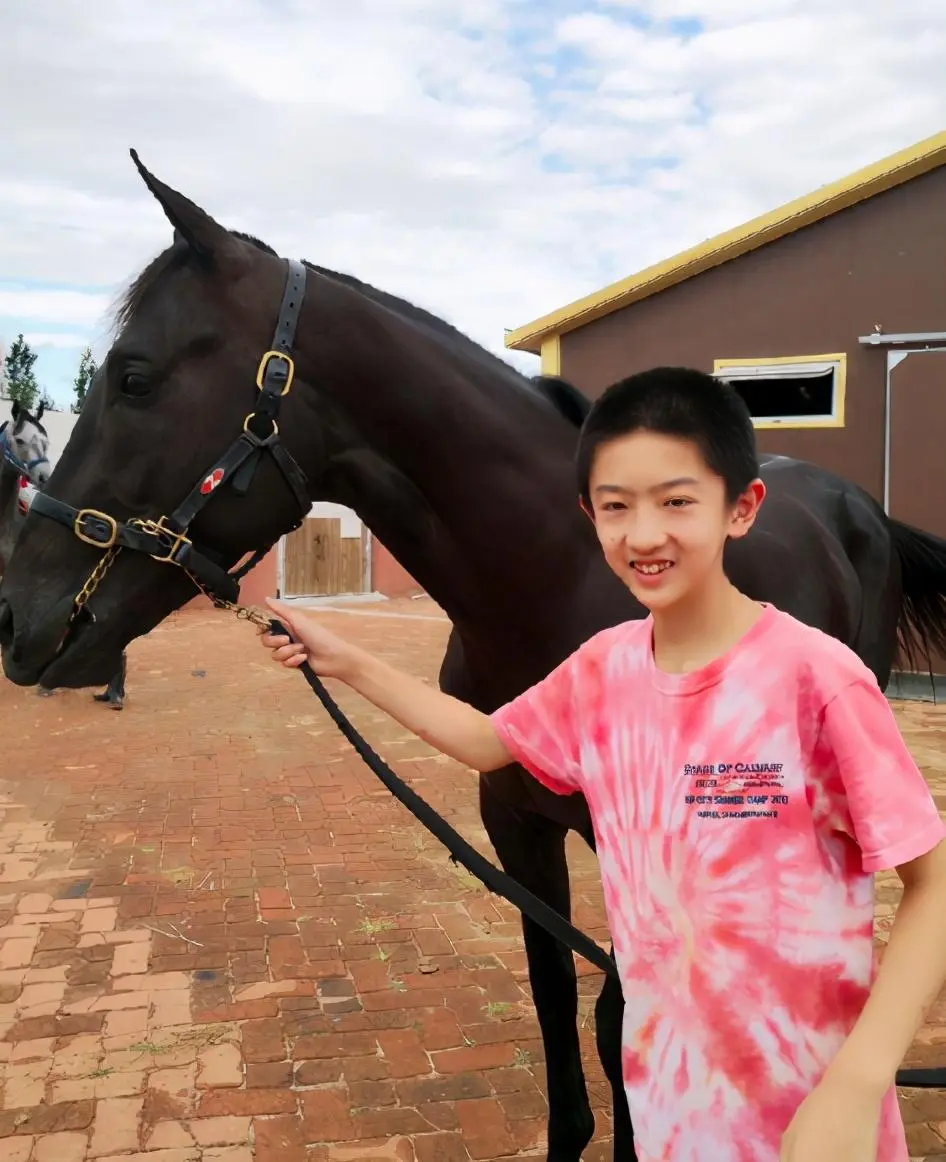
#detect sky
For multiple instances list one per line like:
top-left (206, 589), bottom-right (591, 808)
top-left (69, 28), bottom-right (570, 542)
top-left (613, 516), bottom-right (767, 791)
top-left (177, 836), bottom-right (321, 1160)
top-left (1, 0), bottom-right (944, 410)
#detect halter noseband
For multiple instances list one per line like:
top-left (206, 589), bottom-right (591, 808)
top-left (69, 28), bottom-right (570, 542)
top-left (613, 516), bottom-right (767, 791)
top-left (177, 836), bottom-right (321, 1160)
top-left (27, 258), bottom-right (311, 616)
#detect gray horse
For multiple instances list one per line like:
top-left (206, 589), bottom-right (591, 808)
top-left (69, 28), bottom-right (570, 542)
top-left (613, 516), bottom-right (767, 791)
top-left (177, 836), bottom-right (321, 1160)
top-left (0, 401), bottom-right (127, 708)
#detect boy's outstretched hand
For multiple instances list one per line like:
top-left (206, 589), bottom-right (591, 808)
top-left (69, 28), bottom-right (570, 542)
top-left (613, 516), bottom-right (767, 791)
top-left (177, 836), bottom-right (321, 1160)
top-left (259, 597), bottom-right (364, 681)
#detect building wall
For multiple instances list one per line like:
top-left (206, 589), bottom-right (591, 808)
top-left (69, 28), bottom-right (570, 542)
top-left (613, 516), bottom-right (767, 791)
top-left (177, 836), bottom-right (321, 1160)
top-left (558, 165), bottom-right (946, 503)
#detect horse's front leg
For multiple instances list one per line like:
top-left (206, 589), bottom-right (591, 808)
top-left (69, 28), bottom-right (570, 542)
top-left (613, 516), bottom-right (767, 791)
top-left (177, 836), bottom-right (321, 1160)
top-left (93, 652), bottom-right (127, 710)
top-left (480, 770), bottom-right (595, 1162)
top-left (595, 949), bottom-right (636, 1161)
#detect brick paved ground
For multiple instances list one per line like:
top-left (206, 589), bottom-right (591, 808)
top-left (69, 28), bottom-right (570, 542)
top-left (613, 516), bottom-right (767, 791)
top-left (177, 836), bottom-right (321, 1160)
top-left (1, 596), bottom-right (946, 1161)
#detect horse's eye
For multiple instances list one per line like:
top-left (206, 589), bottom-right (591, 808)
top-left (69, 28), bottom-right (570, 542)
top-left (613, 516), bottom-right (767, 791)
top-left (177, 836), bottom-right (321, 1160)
top-left (120, 372), bottom-right (151, 399)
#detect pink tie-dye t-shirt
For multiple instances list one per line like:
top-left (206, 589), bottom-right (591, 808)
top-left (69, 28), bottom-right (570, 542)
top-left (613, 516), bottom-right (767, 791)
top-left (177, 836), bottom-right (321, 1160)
top-left (490, 603), bottom-right (945, 1162)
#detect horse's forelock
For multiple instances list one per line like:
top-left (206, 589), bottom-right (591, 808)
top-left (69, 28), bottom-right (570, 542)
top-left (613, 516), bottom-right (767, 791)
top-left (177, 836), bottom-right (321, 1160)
top-left (13, 412), bottom-right (47, 439)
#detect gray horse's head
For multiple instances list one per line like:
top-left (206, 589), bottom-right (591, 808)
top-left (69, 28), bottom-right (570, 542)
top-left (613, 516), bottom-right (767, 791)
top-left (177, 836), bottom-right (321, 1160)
top-left (1, 401), bottom-right (51, 487)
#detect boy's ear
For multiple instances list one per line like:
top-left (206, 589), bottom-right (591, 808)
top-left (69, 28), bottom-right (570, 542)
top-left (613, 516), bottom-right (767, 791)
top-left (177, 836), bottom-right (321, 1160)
top-left (728, 478), bottom-right (766, 541)
top-left (578, 497), bottom-right (595, 523)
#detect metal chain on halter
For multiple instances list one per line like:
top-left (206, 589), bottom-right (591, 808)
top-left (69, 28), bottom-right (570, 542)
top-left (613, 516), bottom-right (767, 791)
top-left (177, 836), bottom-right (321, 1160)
top-left (184, 568), bottom-right (271, 631)
top-left (71, 548), bottom-right (119, 619)
top-left (66, 542), bottom-right (270, 632)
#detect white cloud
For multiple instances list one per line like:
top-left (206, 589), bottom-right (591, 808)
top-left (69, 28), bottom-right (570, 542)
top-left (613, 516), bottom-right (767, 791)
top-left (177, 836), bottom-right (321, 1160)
top-left (0, 0), bottom-right (944, 403)
top-left (22, 333), bottom-right (88, 351)
top-left (0, 289), bottom-right (110, 330)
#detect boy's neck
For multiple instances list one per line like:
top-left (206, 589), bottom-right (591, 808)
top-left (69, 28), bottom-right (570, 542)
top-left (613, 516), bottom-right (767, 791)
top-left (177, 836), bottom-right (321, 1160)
top-left (651, 575), bottom-right (765, 675)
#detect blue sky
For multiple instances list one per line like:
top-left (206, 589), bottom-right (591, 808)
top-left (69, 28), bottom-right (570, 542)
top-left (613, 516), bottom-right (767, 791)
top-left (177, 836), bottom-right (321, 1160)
top-left (0, 280), bottom-right (111, 407)
top-left (2, 0), bottom-right (944, 409)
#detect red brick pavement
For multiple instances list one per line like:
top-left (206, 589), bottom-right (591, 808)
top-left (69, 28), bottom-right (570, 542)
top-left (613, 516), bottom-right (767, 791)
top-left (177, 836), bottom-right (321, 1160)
top-left (0, 598), bottom-right (613, 1162)
top-left (1, 596), bottom-right (946, 1160)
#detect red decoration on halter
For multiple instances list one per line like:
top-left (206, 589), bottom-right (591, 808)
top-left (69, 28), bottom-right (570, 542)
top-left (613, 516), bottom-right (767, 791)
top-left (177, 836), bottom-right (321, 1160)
top-left (17, 475), bottom-right (37, 516)
top-left (200, 467), bottom-right (225, 495)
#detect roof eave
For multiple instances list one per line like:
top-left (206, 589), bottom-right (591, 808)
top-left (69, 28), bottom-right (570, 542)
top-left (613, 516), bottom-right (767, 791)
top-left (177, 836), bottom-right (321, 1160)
top-left (504, 129), bottom-right (946, 355)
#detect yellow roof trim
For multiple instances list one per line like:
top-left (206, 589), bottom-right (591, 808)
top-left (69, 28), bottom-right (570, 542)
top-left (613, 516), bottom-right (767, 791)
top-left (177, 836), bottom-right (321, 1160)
top-left (505, 129), bottom-right (946, 354)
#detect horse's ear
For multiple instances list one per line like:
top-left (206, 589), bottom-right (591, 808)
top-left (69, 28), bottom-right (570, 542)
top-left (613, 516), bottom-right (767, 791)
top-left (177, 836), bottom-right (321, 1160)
top-left (36, 402), bottom-right (45, 421)
top-left (10, 401), bottom-right (20, 421)
top-left (129, 148), bottom-right (240, 264)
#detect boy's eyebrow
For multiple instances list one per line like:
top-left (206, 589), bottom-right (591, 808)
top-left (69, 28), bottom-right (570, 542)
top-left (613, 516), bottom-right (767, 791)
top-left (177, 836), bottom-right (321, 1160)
top-left (593, 477), bottom-right (701, 495)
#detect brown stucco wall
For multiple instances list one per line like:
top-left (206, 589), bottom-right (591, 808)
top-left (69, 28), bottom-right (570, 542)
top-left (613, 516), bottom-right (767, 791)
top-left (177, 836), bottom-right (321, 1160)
top-left (558, 165), bottom-right (946, 503)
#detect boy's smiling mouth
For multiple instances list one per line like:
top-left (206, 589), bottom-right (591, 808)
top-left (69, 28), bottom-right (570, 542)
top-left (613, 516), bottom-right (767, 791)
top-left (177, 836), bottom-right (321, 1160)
top-left (633, 560), bottom-right (674, 575)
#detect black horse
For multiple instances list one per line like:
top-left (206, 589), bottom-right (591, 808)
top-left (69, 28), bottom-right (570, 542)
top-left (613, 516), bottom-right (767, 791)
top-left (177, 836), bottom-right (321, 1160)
top-left (2, 154), bottom-right (946, 1161)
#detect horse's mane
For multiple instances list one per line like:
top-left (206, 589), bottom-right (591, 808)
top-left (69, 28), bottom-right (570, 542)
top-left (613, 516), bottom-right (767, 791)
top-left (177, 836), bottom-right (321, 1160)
top-left (116, 231), bottom-right (591, 429)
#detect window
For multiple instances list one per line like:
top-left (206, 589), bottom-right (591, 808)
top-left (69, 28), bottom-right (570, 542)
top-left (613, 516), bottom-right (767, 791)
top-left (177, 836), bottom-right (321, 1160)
top-left (712, 353), bottom-right (846, 429)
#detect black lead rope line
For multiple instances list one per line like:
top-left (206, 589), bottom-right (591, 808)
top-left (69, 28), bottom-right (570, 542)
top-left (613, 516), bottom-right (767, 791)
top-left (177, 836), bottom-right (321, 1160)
top-left (268, 619), bottom-right (619, 980)
top-left (267, 635), bottom-right (946, 1090)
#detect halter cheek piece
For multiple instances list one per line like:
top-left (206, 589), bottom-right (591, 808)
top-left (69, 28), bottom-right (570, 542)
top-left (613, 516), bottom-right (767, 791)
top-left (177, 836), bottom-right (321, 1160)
top-left (28, 259), bottom-right (311, 615)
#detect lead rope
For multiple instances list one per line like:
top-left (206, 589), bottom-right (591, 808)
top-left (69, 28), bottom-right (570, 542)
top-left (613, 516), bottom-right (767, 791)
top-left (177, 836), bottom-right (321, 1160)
top-left (263, 617), bottom-right (619, 978)
top-left (188, 571), bottom-right (619, 978)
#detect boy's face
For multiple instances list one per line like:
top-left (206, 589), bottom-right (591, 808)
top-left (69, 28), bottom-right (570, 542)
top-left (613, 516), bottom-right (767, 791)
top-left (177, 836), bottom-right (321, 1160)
top-left (584, 430), bottom-right (765, 614)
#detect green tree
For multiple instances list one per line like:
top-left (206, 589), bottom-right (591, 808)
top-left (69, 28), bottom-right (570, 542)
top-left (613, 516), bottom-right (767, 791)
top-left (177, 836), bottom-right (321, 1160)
top-left (3, 334), bottom-right (39, 410)
top-left (72, 346), bottom-right (97, 414)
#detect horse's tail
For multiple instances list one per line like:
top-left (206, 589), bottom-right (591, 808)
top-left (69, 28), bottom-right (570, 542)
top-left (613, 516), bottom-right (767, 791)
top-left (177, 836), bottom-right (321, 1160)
top-left (891, 519), bottom-right (946, 671)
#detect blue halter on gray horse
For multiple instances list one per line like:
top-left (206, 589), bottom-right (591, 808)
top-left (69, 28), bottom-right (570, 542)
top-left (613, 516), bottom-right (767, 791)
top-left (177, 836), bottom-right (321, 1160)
top-left (0, 400), bottom-right (51, 569)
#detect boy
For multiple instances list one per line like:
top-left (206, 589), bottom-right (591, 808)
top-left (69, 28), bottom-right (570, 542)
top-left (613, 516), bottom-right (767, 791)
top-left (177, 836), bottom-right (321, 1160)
top-left (260, 367), bottom-right (946, 1161)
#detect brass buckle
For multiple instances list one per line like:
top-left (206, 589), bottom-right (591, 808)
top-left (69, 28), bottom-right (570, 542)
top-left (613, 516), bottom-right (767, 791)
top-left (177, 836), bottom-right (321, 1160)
top-left (255, 350), bottom-right (294, 395)
top-left (243, 413), bottom-right (278, 439)
top-left (130, 516), bottom-right (192, 564)
top-left (74, 509), bottom-right (118, 549)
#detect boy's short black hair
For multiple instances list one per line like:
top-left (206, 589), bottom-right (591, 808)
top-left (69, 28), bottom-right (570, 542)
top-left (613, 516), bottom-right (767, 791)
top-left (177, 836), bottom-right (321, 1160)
top-left (577, 366), bottom-right (760, 505)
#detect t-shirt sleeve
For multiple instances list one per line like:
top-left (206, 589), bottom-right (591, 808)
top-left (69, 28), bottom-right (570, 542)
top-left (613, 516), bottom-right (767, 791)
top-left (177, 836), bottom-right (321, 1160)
top-left (490, 650), bottom-right (587, 796)
top-left (816, 677), bottom-right (946, 872)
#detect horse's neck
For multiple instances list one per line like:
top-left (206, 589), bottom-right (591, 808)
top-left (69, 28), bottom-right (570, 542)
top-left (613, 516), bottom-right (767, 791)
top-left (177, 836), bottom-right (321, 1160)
top-left (297, 314), bottom-right (587, 629)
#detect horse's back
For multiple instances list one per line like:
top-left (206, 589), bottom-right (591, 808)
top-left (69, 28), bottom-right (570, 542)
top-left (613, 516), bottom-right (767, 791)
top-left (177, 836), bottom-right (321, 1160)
top-left (728, 453), bottom-right (898, 681)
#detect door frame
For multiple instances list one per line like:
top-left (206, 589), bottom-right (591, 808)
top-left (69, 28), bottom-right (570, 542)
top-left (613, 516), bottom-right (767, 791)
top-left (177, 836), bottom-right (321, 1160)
top-left (882, 345), bottom-right (946, 514)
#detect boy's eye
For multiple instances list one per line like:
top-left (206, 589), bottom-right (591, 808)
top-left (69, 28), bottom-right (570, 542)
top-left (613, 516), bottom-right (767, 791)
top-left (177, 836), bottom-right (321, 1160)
top-left (601, 502), bottom-right (626, 512)
top-left (665, 497), bottom-right (692, 508)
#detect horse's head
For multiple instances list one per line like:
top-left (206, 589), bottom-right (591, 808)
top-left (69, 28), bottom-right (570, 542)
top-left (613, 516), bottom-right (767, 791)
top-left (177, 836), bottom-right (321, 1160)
top-left (0, 152), bottom-right (323, 689)
top-left (1, 401), bottom-right (51, 487)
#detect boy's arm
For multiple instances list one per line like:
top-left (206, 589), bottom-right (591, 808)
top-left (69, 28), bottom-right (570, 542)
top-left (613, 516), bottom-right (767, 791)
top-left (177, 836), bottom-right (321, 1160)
top-left (263, 598), bottom-right (584, 788)
top-left (827, 837), bottom-right (946, 1092)
top-left (812, 676), bottom-right (946, 1093)
top-left (348, 651), bottom-right (513, 773)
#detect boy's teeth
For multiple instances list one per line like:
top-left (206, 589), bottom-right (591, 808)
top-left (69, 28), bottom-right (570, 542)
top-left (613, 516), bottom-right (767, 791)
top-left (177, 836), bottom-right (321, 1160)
top-left (635, 562), bottom-right (671, 574)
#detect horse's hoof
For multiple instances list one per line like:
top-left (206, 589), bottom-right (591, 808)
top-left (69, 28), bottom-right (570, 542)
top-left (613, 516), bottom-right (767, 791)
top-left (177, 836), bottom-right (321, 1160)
top-left (93, 692), bottom-right (124, 710)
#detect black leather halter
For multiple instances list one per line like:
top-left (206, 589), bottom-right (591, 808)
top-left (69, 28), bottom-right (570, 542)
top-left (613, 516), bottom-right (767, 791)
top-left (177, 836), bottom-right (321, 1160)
top-left (29, 259), bottom-right (311, 611)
